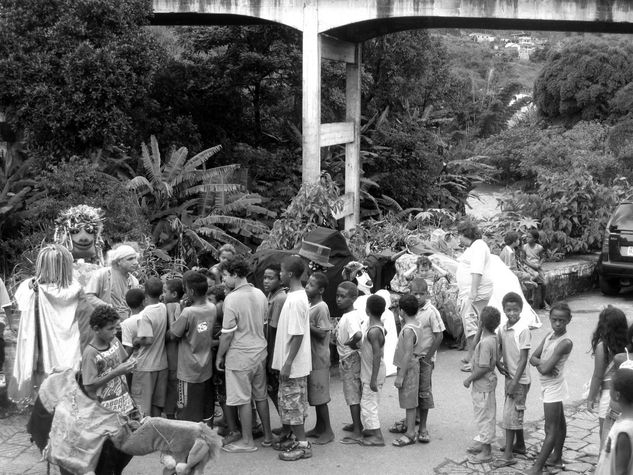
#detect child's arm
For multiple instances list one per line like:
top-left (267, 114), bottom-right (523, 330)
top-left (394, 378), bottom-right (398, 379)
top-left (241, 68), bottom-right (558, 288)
top-left (84, 359), bottom-right (136, 399)
top-left (535, 340), bottom-right (572, 376)
top-left (508, 348), bottom-right (529, 395)
top-left (368, 328), bottom-right (385, 392)
top-left (463, 364), bottom-right (489, 388)
top-left (615, 432), bottom-right (632, 475)
top-left (395, 329), bottom-right (414, 389)
top-left (122, 345), bottom-right (134, 356)
top-left (280, 334), bottom-right (304, 382)
top-left (587, 341), bottom-right (608, 411)
top-left (310, 325), bottom-right (329, 340)
top-left (423, 331), bottom-right (443, 364)
top-left (345, 331), bottom-right (362, 349)
top-left (529, 336), bottom-right (546, 367)
top-left (431, 262), bottom-right (448, 277)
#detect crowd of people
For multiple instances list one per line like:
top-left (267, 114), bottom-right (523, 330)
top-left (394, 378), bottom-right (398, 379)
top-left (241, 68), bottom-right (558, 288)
top-left (2, 208), bottom-right (633, 474)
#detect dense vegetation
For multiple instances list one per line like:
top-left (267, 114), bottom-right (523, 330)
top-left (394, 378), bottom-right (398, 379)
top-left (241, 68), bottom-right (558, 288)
top-left (1, 0), bottom-right (632, 276)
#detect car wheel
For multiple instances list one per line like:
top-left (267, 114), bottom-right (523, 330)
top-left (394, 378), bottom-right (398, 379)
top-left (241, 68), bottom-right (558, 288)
top-left (599, 275), bottom-right (621, 296)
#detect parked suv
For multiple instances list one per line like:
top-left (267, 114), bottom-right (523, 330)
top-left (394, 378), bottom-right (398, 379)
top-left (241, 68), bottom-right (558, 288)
top-left (597, 199), bottom-right (633, 295)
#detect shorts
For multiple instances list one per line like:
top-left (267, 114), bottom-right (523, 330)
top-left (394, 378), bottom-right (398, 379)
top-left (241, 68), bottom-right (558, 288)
top-left (502, 381), bottom-right (530, 430)
top-left (340, 352), bottom-right (362, 406)
top-left (225, 359), bottom-right (267, 406)
top-left (177, 378), bottom-right (214, 422)
top-left (459, 298), bottom-right (489, 339)
top-left (398, 360), bottom-right (420, 409)
top-left (418, 358), bottom-right (434, 410)
top-left (541, 379), bottom-right (568, 404)
top-left (308, 368), bottom-right (331, 406)
top-left (279, 376), bottom-right (308, 426)
top-left (130, 369), bottom-right (168, 416)
top-left (598, 389), bottom-right (611, 419)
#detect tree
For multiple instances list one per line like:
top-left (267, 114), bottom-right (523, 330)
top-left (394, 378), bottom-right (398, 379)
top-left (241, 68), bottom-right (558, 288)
top-left (533, 39), bottom-right (633, 123)
top-left (0, 0), bottom-right (164, 158)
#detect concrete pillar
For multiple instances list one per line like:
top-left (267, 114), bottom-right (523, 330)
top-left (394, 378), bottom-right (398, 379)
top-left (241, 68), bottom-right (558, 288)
top-left (345, 44), bottom-right (362, 230)
top-left (302, 0), bottom-right (321, 183)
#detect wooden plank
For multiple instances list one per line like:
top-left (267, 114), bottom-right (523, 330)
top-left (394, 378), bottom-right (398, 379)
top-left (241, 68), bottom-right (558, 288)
top-left (333, 192), bottom-right (355, 220)
top-left (321, 35), bottom-right (356, 63)
top-left (301, 0), bottom-right (321, 183)
top-left (345, 43), bottom-right (362, 230)
top-left (320, 122), bottom-right (354, 147)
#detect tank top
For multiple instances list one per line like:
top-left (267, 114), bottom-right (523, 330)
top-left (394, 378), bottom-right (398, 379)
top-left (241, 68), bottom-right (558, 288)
top-left (596, 418), bottom-right (633, 475)
top-left (360, 324), bottom-right (387, 385)
top-left (393, 322), bottom-right (423, 368)
top-left (539, 332), bottom-right (571, 388)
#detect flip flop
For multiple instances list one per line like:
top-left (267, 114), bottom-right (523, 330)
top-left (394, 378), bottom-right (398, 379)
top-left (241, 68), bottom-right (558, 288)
top-left (466, 445), bottom-right (482, 454)
top-left (340, 436), bottom-right (362, 445)
top-left (469, 454), bottom-right (493, 463)
top-left (500, 445), bottom-right (527, 455)
top-left (491, 459), bottom-right (518, 469)
top-left (261, 440), bottom-right (273, 448)
top-left (222, 443), bottom-right (258, 453)
top-left (417, 430), bottom-right (430, 443)
top-left (360, 438), bottom-right (385, 447)
top-left (392, 434), bottom-right (416, 447)
top-left (388, 421), bottom-right (408, 434)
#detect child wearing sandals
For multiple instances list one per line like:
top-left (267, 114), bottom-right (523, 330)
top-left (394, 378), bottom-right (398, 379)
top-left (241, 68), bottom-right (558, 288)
top-left (463, 306), bottom-right (500, 463)
top-left (391, 294), bottom-right (422, 447)
top-left (527, 302), bottom-right (573, 475)
top-left (494, 292), bottom-right (531, 469)
top-left (595, 364), bottom-right (633, 475)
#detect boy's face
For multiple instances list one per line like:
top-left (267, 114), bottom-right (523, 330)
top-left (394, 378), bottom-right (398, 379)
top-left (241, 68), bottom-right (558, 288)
top-left (503, 301), bottom-right (522, 326)
top-left (336, 286), bottom-right (355, 311)
top-left (279, 264), bottom-right (291, 287)
top-left (94, 321), bottom-right (118, 343)
top-left (263, 269), bottom-right (281, 293)
top-left (207, 294), bottom-right (218, 304)
top-left (219, 251), bottom-right (234, 265)
top-left (162, 284), bottom-right (178, 304)
top-left (410, 282), bottom-right (428, 306)
top-left (549, 309), bottom-right (570, 335)
top-left (222, 270), bottom-right (237, 290)
top-left (305, 275), bottom-right (322, 299)
top-left (511, 239), bottom-right (520, 249)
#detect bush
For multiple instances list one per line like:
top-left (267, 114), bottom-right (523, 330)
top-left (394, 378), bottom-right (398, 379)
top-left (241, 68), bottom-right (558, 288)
top-left (498, 170), bottom-right (631, 258)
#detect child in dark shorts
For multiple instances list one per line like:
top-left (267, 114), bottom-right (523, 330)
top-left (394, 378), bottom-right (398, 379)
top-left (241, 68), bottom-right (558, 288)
top-left (392, 294), bottom-right (422, 447)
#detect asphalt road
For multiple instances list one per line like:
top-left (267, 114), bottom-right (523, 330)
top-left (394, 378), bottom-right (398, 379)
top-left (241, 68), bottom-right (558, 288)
top-left (123, 289), bottom-right (632, 475)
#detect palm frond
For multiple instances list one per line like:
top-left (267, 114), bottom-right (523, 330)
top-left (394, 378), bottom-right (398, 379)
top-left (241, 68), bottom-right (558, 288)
top-left (195, 226), bottom-right (251, 253)
top-left (195, 215), bottom-right (269, 235)
top-left (164, 146), bottom-right (189, 183)
top-left (127, 176), bottom-right (153, 194)
top-left (182, 228), bottom-right (216, 252)
top-left (185, 145), bottom-right (223, 171)
top-left (182, 183), bottom-right (242, 197)
top-left (172, 165), bottom-right (241, 189)
top-left (140, 140), bottom-right (161, 188)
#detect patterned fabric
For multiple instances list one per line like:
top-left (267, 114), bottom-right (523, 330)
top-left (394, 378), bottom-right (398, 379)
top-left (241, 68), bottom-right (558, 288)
top-left (279, 376), bottom-right (308, 425)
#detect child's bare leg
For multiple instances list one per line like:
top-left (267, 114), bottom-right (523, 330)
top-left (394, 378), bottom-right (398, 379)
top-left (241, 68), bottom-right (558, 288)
top-left (312, 404), bottom-right (334, 444)
top-left (419, 408), bottom-right (429, 434)
top-left (548, 407), bottom-right (566, 464)
top-left (528, 402), bottom-right (561, 473)
top-left (346, 404), bottom-right (363, 440)
top-left (515, 429), bottom-right (526, 451)
top-left (502, 429), bottom-right (514, 461)
top-left (404, 408), bottom-right (417, 440)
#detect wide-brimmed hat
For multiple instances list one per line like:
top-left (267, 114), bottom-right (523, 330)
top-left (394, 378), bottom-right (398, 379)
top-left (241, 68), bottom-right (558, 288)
top-left (298, 240), bottom-right (333, 268)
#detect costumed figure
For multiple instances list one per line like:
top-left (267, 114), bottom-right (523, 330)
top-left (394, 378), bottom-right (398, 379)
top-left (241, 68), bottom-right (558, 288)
top-left (54, 205), bottom-right (105, 287)
top-left (342, 261), bottom-right (398, 376)
top-left (298, 240), bottom-right (334, 274)
top-left (9, 245), bottom-right (83, 406)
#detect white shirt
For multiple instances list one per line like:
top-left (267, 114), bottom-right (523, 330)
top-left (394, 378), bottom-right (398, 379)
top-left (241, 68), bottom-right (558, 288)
top-left (456, 239), bottom-right (494, 300)
top-left (272, 289), bottom-right (312, 378)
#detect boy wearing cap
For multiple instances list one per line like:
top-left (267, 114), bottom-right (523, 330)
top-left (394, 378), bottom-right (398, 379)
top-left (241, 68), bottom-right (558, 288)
top-left (86, 243), bottom-right (140, 326)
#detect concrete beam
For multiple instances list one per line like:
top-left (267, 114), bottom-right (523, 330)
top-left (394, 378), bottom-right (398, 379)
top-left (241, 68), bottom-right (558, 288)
top-left (302, 0), bottom-right (321, 183)
top-left (320, 122), bottom-right (354, 147)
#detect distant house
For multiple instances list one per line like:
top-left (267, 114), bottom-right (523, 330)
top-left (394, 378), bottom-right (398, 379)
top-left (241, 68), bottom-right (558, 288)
top-left (469, 33), bottom-right (496, 43)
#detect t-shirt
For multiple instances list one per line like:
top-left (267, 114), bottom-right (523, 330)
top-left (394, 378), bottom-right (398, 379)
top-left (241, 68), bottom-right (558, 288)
top-left (272, 289), bottom-right (312, 378)
top-left (335, 309), bottom-right (364, 361)
top-left (267, 288), bottom-right (287, 328)
top-left (171, 302), bottom-right (216, 383)
top-left (81, 338), bottom-right (135, 415)
top-left (120, 313), bottom-right (141, 349)
top-left (85, 267), bottom-right (139, 322)
top-left (165, 302), bottom-right (181, 371)
top-left (455, 239), bottom-right (494, 301)
top-left (471, 333), bottom-right (498, 393)
top-left (499, 320), bottom-right (531, 384)
top-left (417, 301), bottom-right (446, 361)
top-left (222, 283), bottom-right (268, 370)
top-left (309, 301), bottom-right (331, 371)
top-left (136, 303), bottom-right (168, 371)
top-left (393, 321), bottom-right (423, 368)
top-left (523, 243), bottom-right (544, 268)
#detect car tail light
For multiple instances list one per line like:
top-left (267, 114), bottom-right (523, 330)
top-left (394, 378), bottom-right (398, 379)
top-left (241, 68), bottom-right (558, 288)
top-left (602, 233), bottom-right (609, 254)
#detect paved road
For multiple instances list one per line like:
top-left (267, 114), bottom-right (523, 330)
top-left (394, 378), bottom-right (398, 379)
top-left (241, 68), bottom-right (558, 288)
top-left (2, 289), bottom-right (632, 474)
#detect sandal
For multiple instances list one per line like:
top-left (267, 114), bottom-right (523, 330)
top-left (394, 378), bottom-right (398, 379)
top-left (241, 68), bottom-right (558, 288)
top-left (392, 434), bottom-right (416, 447)
top-left (491, 459), bottom-right (518, 468)
top-left (388, 421), bottom-right (408, 434)
top-left (222, 431), bottom-right (242, 446)
top-left (417, 430), bottom-right (430, 443)
top-left (272, 433), bottom-right (295, 451)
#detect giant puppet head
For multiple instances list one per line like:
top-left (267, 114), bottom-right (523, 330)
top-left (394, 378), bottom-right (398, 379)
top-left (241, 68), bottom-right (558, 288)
top-left (54, 205), bottom-right (105, 264)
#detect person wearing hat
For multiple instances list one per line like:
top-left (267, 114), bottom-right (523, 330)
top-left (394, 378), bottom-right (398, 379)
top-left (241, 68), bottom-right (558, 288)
top-left (86, 243), bottom-right (140, 326)
top-left (298, 241), bottom-right (334, 273)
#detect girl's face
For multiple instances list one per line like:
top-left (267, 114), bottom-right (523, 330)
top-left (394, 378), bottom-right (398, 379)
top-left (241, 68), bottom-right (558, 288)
top-left (527, 234), bottom-right (536, 244)
top-left (549, 309), bottom-right (570, 335)
top-left (219, 251), bottom-right (234, 265)
top-left (511, 239), bottom-right (520, 249)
